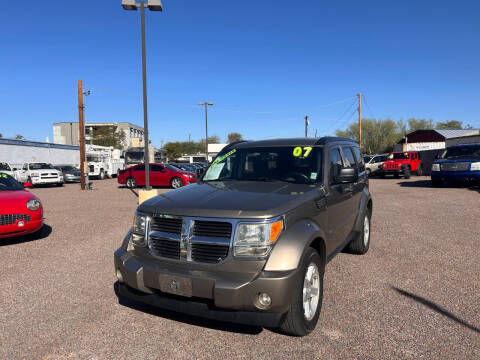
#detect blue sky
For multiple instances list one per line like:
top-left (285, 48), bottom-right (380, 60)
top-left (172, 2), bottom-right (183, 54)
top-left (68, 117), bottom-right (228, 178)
top-left (1, 0), bottom-right (479, 146)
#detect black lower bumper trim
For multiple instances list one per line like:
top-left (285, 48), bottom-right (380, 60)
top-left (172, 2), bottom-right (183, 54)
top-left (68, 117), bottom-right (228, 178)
top-left (114, 282), bottom-right (284, 328)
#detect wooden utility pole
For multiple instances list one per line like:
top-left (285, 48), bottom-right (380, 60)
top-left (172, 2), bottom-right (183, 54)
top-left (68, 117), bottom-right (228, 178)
top-left (357, 93), bottom-right (362, 149)
top-left (305, 115), bottom-right (309, 137)
top-left (78, 79), bottom-right (86, 190)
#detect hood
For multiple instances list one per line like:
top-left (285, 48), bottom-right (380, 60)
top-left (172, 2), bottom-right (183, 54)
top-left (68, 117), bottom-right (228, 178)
top-left (434, 157), bottom-right (480, 164)
top-left (64, 170), bottom-right (81, 176)
top-left (0, 190), bottom-right (38, 213)
top-left (138, 180), bottom-right (320, 219)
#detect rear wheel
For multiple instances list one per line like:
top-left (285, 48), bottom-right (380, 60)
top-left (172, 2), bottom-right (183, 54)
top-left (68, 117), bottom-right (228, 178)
top-left (126, 177), bottom-right (137, 189)
top-left (171, 177), bottom-right (183, 189)
top-left (416, 164), bottom-right (423, 176)
top-left (279, 248), bottom-right (324, 337)
top-left (347, 210), bottom-right (371, 254)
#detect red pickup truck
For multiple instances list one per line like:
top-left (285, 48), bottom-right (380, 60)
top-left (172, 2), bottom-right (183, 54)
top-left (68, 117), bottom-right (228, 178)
top-left (380, 151), bottom-right (423, 179)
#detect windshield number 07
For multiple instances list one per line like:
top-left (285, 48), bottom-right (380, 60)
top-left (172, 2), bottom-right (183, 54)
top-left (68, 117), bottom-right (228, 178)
top-left (293, 146), bottom-right (312, 158)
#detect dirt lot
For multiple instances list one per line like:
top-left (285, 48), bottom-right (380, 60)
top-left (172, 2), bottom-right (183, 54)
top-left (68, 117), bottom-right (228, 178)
top-left (1, 178), bottom-right (479, 360)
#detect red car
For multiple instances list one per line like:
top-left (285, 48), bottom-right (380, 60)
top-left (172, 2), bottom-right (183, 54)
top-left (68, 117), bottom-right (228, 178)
top-left (0, 173), bottom-right (43, 239)
top-left (118, 163), bottom-right (196, 189)
top-left (380, 151), bottom-right (423, 179)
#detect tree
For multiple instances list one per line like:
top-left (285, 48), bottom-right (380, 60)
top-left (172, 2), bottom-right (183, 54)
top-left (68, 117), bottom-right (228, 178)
top-left (198, 135), bottom-right (221, 152)
top-left (336, 118), bottom-right (405, 154)
top-left (227, 132), bottom-right (243, 143)
top-left (15, 134), bottom-right (24, 139)
top-left (407, 118), bottom-right (435, 132)
top-left (164, 142), bottom-right (183, 161)
top-left (0, 133), bottom-right (3, 138)
top-left (436, 120), bottom-right (463, 129)
top-left (91, 126), bottom-right (126, 149)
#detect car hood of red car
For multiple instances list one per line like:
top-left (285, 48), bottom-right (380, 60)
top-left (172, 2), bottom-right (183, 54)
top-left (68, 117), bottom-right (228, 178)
top-left (0, 190), bottom-right (38, 212)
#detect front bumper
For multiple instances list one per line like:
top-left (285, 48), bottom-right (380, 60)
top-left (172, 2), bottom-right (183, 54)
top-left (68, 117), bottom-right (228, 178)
top-left (31, 177), bottom-right (63, 185)
top-left (431, 170), bottom-right (480, 183)
top-left (0, 218), bottom-right (43, 239)
top-left (381, 168), bottom-right (404, 175)
top-left (114, 245), bottom-right (300, 322)
top-left (64, 175), bottom-right (81, 183)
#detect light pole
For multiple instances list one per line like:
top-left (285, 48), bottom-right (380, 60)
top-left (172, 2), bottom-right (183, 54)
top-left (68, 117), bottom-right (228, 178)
top-left (122, 0), bottom-right (162, 189)
top-left (198, 102), bottom-right (213, 162)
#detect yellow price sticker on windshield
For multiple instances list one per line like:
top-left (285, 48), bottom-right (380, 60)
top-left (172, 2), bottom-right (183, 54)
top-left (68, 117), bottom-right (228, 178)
top-left (293, 146), bottom-right (312, 158)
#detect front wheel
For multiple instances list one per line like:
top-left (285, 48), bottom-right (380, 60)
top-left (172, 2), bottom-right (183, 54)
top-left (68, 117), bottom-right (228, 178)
top-left (126, 177), bottom-right (137, 189)
top-left (366, 168), bottom-right (371, 176)
top-left (99, 170), bottom-right (105, 180)
top-left (171, 177), bottom-right (183, 189)
top-left (431, 179), bottom-right (443, 187)
top-left (403, 167), bottom-right (411, 179)
top-left (279, 248), bottom-right (324, 336)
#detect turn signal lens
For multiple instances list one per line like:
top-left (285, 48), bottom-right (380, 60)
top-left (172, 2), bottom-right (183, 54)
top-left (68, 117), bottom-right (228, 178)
top-left (270, 220), bottom-right (283, 243)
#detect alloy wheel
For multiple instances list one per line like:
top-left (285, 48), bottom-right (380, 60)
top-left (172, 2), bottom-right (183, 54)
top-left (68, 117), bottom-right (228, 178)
top-left (303, 263), bottom-right (320, 321)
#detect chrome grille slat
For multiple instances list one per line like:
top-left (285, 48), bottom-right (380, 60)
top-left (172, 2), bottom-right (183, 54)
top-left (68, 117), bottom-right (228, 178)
top-left (0, 214), bottom-right (31, 226)
top-left (193, 220), bottom-right (232, 238)
top-left (441, 163), bottom-right (469, 171)
top-left (150, 216), bottom-right (182, 234)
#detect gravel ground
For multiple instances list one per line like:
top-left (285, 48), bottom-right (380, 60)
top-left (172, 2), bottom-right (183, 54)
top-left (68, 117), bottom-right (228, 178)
top-left (0, 177), bottom-right (479, 360)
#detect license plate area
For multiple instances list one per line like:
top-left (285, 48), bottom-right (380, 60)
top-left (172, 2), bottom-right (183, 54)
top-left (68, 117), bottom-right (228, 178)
top-left (158, 274), bottom-right (192, 297)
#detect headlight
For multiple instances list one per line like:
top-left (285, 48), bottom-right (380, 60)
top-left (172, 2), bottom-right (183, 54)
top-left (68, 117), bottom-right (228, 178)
top-left (233, 218), bottom-right (284, 258)
top-left (185, 174), bottom-right (194, 178)
top-left (431, 163), bottom-right (440, 172)
top-left (31, 172), bottom-right (39, 177)
top-left (132, 213), bottom-right (149, 246)
top-left (26, 198), bottom-right (41, 211)
top-left (470, 162), bottom-right (480, 171)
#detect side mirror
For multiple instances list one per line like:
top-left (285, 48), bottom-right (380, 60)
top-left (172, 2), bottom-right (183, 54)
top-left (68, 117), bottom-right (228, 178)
top-left (334, 167), bottom-right (358, 184)
top-left (23, 182), bottom-right (33, 188)
top-left (196, 168), bottom-right (205, 178)
top-left (434, 154), bottom-right (440, 160)
top-left (13, 168), bottom-right (18, 171)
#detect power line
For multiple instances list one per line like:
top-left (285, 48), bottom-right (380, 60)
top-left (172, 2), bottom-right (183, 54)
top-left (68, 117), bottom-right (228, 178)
top-left (362, 94), bottom-right (375, 119)
top-left (324, 99), bottom-right (358, 134)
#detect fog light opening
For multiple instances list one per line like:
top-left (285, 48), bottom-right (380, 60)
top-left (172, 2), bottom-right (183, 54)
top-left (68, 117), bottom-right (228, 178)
top-left (17, 220), bottom-right (25, 228)
top-left (255, 292), bottom-right (272, 309)
top-left (116, 269), bottom-right (124, 283)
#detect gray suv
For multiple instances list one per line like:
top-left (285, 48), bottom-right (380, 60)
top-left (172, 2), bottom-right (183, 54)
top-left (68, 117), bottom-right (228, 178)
top-left (114, 137), bottom-right (372, 336)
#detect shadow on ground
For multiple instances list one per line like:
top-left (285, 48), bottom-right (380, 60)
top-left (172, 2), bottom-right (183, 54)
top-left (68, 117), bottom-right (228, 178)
top-left (0, 224), bottom-right (52, 247)
top-left (391, 286), bottom-right (480, 334)
top-left (397, 180), bottom-right (480, 192)
top-left (117, 294), bottom-right (263, 335)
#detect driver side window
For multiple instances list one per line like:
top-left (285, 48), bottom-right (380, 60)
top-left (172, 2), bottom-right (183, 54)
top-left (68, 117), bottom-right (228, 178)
top-left (329, 148), bottom-right (343, 183)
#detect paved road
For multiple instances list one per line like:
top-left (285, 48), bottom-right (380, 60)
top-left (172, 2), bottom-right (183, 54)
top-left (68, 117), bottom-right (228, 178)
top-left (1, 178), bottom-right (479, 359)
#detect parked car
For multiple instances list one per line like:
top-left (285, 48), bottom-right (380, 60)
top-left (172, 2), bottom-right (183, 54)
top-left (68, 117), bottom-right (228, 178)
top-left (0, 162), bottom-right (16, 178)
top-left (117, 163), bottom-right (196, 189)
top-left (14, 162), bottom-right (64, 187)
top-left (56, 165), bottom-right (81, 183)
top-left (0, 173), bottom-right (43, 239)
top-left (114, 137), bottom-right (372, 336)
top-left (363, 154), bottom-right (387, 176)
top-left (431, 143), bottom-right (480, 186)
top-left (169, 163), bottom-right (196, 172)
top-left (380, 151), bottom-right (422, 179)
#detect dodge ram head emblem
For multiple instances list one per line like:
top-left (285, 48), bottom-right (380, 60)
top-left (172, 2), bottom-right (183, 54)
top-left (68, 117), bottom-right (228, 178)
top-left (170, 280), bottom-right (178, 292)
top-left (180, 219), bottom-right (194, 260)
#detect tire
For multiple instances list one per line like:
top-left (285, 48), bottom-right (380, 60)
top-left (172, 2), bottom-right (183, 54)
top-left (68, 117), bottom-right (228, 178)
top-left (431, 179), bottom-right (443, 187)
top-left (416, 164), bottom-right (423, 176)
top-left (171, 177), bottom-right (183, 189)
top-left (347, 209), bottom-right (371, 255)
top-left (56, 182), bottom-right (63, 187)
top-left (99, 170), bottom-right (105, 180)
top-left (126, 177), bottom-right (137, 189)
top-left (279, 248), bottom-right (324, 337)
top-left (381, 172), bottom-right (386, 178)
top-left (403, 167), bottom-right (411, 179)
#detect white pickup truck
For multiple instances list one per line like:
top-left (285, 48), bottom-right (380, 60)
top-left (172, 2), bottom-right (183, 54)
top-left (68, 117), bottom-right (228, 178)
top-left (0, 162), bottom-right (16, 178)
top-left (15, 162), bottom-right (64, 186)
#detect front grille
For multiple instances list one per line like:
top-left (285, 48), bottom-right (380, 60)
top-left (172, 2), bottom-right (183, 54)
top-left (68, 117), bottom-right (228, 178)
top-left (149, 237), bottom-right (180, 259)
top-left (441, 163), bottom-right (469, 171)
top-left (191, 243), bottom-right (229, 263)
top-left (151, 216), bottom-right (182, 234)
top-left (193, 220), bottom-right (232, 238)
top-left (0, 214), bottom-right (31, 226)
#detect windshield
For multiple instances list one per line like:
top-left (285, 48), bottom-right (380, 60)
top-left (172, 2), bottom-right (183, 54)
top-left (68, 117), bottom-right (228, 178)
top-left (387, 153), bottom-right (409, 160)
top-left (125, 151), bottom-right (144, 162)
top-left (363, 156), bottom-right (373, 163)
top-left (30, 163), bottom-right (53, 169)
top-left (442, 145), bottom-right (480, 159)
top-left (203, 146), bottom-right (322, 184)
top-left (0, 173), bottom-right (24, 191)
top-left (0, 162), bottom-right (11, 171)
top-left (60, 166), bottom-right (78, 171)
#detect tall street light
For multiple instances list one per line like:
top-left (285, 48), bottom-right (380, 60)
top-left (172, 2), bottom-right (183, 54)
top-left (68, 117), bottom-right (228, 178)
top-left (198, 102), bottom-right (213, 162)
top-left (122, 0), bottom-right (162, 189)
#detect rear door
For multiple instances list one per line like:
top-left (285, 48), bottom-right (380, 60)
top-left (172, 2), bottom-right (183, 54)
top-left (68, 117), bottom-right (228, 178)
top-left (133, 165), bottom-right (145, 186)
top-left (340, 146), bottom-right (362, 236)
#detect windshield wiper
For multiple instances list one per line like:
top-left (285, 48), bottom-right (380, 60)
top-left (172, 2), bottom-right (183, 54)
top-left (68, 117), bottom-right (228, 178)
top-left (244, 177), bottom-right (278, 182)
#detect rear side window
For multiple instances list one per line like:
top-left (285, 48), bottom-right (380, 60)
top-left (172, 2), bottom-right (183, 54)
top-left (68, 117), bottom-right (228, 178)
top-left (329, 148), bottom-right (343, 182)
top-left (134, 165), bottom-right (145, 171)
